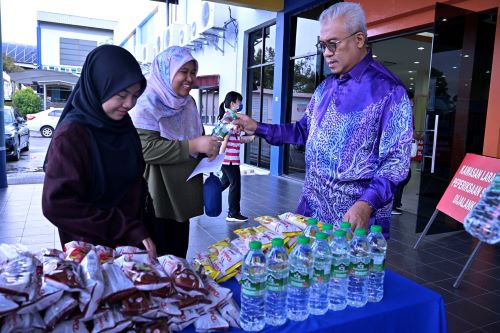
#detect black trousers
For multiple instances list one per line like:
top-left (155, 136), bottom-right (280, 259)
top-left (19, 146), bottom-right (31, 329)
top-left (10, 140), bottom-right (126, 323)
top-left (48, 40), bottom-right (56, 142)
top-left (150, 217), bottom-right (190, 258)
top-left (393, 168), bottom-right (412, 208)
top-left (220, 163), bottom-right (241, 215)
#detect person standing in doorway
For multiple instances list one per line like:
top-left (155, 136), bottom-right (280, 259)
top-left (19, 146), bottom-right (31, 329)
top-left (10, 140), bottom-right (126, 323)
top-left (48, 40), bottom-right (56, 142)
top-left (218, 91), bottom-right (254, 222)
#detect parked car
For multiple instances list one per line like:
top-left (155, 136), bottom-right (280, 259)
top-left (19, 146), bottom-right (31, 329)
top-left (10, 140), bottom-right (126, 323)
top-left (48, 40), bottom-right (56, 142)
top-left (3, 106), bottom-right (30, 161)
top-left (27, 107), bottom-right (63, 138)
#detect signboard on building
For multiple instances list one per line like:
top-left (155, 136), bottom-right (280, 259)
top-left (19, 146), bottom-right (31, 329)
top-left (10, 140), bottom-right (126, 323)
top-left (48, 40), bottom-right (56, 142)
top-left (436, 153), bottom-right (500, 223)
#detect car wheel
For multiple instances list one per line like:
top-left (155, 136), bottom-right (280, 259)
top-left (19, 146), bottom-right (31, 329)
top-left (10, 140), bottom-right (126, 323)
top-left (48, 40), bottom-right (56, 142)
top-left (21, 140), bottom-right (30, 152)
top-left (40, 126), bottom-right (54, 138)
top-left (12, 142), bottom-right (20, 161)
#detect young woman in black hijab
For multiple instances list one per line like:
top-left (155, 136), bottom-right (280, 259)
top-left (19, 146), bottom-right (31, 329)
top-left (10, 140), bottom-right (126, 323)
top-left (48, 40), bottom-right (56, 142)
top-left (42, 45), bottom-right (157, 257)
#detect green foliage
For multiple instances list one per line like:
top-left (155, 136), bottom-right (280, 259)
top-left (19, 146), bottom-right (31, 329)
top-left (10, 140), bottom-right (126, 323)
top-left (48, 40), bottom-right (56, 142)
top-left (2, 55), bottom-right (23, 73)
top-left (12, 88), bottom-right (41, 117)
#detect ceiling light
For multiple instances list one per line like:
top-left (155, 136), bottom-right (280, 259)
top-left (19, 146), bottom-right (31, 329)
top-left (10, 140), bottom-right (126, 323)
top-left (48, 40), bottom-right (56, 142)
top-left (408, 70), bottom-right (414, 73)
top-left (464, 54), bottom-right (470, 58)
top-left (410, 83), bottom-right (414, 85)
top-left (409, 77), bottom-right (414, 80)
top-left (452, 66), bottom-right (457, 69)
top-left (409, 87), bottom-right (413, 90)
top-left (486, 70), bottom-right (491, 74)
top-left (414, 61), bottom-right (420, 64)
top-left (373, 54), bottom-right (378, 58)
top-left (441, 75), bottom-right (446, 78)
top-left (442, 18), bottom-right (447, 22)
top-left (417, 47), bottom-right (425, 50)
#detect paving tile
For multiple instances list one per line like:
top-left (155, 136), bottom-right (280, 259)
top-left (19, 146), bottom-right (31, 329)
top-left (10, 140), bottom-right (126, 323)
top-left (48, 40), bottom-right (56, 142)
top-left (446, 312), bottom-right (475, 333)
top-left (447, 300), bottom-right (500, 328)
top-left (480, 321), bottom-right (500, 333)
top-left (469, 293), bottom-right (500, 315)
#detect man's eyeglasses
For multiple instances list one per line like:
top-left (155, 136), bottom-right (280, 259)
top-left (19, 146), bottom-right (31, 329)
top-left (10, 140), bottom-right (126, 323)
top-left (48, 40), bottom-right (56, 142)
top-left (316, 31), bottom-right (360, 53)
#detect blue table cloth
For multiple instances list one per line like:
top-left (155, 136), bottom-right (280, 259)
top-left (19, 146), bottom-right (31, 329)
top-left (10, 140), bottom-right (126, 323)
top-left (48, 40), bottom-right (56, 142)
top-left (185, 269), bottom-right (448, 333)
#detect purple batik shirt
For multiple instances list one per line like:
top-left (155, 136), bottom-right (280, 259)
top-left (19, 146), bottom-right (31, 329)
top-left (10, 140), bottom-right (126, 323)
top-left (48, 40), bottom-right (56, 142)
top-left (255, 51), bottom-right (413, 238)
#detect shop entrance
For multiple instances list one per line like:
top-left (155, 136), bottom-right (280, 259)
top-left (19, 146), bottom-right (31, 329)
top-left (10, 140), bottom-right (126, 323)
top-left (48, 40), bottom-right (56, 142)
top-left (372, 3), bottom-right (496, 234)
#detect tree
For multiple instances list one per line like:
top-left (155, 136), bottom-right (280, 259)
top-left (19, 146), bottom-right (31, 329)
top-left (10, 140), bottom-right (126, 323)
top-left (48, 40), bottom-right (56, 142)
top-left (12, 88), bottom-right (41, 117)
top-left (2, 55), bottom-right (23, 73)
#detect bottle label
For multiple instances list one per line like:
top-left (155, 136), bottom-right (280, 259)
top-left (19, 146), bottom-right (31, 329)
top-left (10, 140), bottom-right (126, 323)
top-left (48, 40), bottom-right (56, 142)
top-left (370, 257), bottom-right (385, 272)
top-left (241, 278), bottom-right (265, 296)
top-left (313, 267), bottom-right (330, 283)
top-left (331, 262), bottom-right (349, 279)
top-left (266, 273), bottom-right (288, 292)
top-left (350, 260), bottom-right (369, 277)
top-left (289, 269), bottom-right (310, 288)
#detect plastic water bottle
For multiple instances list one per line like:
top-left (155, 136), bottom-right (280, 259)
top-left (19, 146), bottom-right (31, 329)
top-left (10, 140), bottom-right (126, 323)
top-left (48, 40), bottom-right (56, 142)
top-left (239, 241), bottom-right (266, 331)
top-left (287, 235), bottom-right (313, 321)
top-left (309, 232), bottom-right (332, 315)
top-left (212, 109), bottom-right (238, 139)
top-left (321, 223), bottom-right (334, 243)
top-left (463, 172), bottom-right (500, 244)
top-left (303, 218), bottom-right (319, 244)
top-left (329, 229), bottom-right (349, 311)
top-left (339, 221), bottom-right (354, 242)
top-left (367, 225), bottom-right (387, 302)
top-left (265, 238), bottom-right (289, 326)
top-left (347, 228), bottom-right (369, 308)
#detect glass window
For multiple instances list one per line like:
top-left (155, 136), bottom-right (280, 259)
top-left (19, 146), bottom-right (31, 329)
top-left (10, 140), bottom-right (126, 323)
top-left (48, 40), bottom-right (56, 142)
top-left (246, 25), bottom-right (275, 169)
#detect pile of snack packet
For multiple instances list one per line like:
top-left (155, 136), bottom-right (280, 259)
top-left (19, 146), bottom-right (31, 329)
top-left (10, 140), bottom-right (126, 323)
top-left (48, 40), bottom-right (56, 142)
top-left (191, 212), bottom-right (311, 283)
top-left (0, 241), bottom-right (240, 332)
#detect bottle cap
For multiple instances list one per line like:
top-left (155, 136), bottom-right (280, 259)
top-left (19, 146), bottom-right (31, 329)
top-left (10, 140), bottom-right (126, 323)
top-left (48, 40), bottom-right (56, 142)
top-left (334, 230), bottom-right (347, 237)
top-left (340, 221), bottom-right (351, 229)
top-left (316, 232), bottom-right (327, 240)
top-left (297, 235), bottom-right (310, 245)
top-left (272, 238), bottom-right (284, 247)
top-left (249, 241), bottom-right (262, 250)
top-left (354, 228), bottom-right (367, 236)
top-left (307, 218), bottom-right (318, 225)
top-left (321, 223), bottom-right (333, 230)
top-left (370, 225), bottom-right (382, 233)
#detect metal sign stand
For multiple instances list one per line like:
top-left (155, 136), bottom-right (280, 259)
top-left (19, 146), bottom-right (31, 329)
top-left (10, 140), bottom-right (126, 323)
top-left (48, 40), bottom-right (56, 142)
top-left (413, 209), bottom-right (484, 289)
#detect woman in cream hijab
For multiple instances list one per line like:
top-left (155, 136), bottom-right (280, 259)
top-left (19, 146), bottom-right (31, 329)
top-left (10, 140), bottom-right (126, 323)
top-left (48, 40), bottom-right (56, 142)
top-left (130, 46), bottom-right (220, 258)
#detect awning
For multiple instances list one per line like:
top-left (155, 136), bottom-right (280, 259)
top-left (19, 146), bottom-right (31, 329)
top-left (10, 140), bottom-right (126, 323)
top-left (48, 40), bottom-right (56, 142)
top-left (194, 74), bottom-right (220, 89)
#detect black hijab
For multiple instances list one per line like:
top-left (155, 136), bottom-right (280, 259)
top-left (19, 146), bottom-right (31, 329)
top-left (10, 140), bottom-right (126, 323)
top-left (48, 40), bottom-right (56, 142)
top-left (45, 45), bottom-right (147, 208)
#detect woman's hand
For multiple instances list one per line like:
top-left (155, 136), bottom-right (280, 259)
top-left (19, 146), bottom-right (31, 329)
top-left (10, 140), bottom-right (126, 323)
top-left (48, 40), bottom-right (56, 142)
top-left (343, 201), bottom-right (373, 232)
top-left (142, 237), bottom-right (157, 259)
top-left (189, 135), bottom-right (221, 160)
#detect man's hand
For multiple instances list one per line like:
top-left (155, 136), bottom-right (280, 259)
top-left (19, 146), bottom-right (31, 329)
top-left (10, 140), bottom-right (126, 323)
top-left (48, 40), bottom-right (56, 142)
top-left (343, 201), bottom-right (373, 231)
top-left (232, 114), bottom-right (257, 135)
top-left (142, 237), bottom-right (157, 259)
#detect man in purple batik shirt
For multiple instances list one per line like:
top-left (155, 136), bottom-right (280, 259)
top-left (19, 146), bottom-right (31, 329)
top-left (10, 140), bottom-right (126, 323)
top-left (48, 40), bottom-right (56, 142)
top-left (234, 2), bottom-right (413, 238)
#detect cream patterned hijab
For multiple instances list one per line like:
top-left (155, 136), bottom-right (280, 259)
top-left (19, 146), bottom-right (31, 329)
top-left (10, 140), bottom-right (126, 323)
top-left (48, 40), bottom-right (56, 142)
top-left (130, 46), bottom-right (203, 140)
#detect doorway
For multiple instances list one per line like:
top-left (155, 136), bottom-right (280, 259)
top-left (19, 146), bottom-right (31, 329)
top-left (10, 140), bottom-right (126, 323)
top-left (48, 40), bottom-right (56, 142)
top-left (371, 4), bottom-right (496, 235)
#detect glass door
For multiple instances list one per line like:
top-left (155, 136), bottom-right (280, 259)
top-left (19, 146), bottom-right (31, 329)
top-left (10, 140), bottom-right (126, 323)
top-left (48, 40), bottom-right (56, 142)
top-left (417, 3), bottom-right (495, 233)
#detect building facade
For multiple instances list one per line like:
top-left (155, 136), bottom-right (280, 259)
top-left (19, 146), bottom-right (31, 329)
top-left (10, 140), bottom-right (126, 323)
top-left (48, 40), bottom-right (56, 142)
top-left (123, 0), bottom-right (499, 234)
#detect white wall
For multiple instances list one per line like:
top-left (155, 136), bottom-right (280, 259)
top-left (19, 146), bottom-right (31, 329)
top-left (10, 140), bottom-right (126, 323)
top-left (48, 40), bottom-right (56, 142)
top-left (39, 22), bottom-right (113, 67)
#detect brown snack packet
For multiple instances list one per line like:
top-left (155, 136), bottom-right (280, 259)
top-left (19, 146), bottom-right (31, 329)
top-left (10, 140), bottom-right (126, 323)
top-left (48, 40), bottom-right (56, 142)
top-left (194, 309), bottom-right (229, 332)
top-left (0, 253), bottom-right (42, 302)
top-left (158, 255), bottom-right (208, 296)
top-left (52, 318), bottom-right (90, 333)
top-left (79, 249), bottom-right (105, 320)
top-left (0, 312), bottom-right (46, 333)
top-left (91, 308), bottom-right (132, 333)
top-left (43, 258), bottom-right (84, 292)
top-left (17, 280), bottom-right (64, 314)
top-left (217, 297), bottom-right (240, 328)
top-left (119, 291), bottom-right (151, 317)
top-left (101, 262), bottom-right (136, 303)
top-left (43, 294), bottom-right (79, 328)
